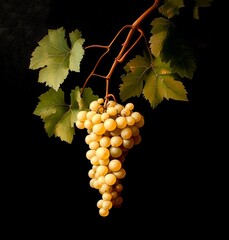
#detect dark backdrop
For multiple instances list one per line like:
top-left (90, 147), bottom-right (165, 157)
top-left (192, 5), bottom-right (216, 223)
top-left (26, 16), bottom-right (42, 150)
top-left (1, 0), bottom-right (226, 237)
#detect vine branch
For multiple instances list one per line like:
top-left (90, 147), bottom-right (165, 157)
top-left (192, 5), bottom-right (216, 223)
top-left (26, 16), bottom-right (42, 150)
top-left (81, 0), bottom-right (160, 103)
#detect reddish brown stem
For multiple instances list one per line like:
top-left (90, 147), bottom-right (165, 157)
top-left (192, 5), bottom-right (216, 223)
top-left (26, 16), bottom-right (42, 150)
top-left (81, 0), bottom-right (160, 99)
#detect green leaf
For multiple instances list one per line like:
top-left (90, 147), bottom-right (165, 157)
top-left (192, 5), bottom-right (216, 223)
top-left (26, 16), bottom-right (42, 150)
top-left (119, 55), bottom-right (151, 102)
top-left (150, 18), bottom-right (197, 79)
top-left (161, 43), bottom-right (197, 79)
top-left (29, 27), bottom-right (70, 70)
top-left (55, 111), bottom-right (75, 144)
top-left (153, 56), bottom-right (172, 75)
top-left (29, 27), bottom-right (85, 91)
top-left (69, 29), bottom-right (83, 47)
top-left (142, 71), bottom-right (162, 108)
top-left (33, 88), bottom-right (69, 137)
top-left (143, 56), bottom-right (188, 108)
top-left (69, 29), bottom-right (85, 72)
top-left (170, 52), bottom-right (197, 79)
top-left (149, 17), bottom-right (171, 57)
top-left (81, 87), bottom-right (99, 108)
top-left (33, 88), bottom-right (66, 119)
top-left (193, 0), bottom-right (214, 19)
top-left (158, 0), bottom-right (184, 19)
top-left (157, 75), bottom-right (188, 101)
top-left (38, 63), bottom-right (69, 90)
top-left (33, 86), bottom-right (98, 143)
top-left (70, 86), bottom-right (99, 111)
top-left (70, 86), bottom-right (83, 110)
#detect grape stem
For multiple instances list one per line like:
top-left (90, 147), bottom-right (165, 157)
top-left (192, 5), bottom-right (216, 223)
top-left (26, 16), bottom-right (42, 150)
top-left (81, 0), bottom-right (160, 101)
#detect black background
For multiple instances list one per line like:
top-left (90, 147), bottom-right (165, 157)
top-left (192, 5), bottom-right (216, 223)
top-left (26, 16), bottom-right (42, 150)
top-left (1, 0), bottom-right (227, 237)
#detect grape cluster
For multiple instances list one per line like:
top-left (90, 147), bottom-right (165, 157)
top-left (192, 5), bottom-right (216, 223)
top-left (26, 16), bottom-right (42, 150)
top-left (76, 98), bottom-right (144, 217)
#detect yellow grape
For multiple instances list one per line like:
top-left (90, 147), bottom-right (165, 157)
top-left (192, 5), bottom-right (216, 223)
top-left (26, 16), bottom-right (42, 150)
top-left (125, 102), bottom-right (134, 111)
top-left (76, 110), bottom-right (87, 122)
top-left (110, 135), bottom-right (123, 147)
top-left (120, 127), bottom-right (132, 139)
top-left (92, 123), bottom-right (106, 135)
top-left (115, 116), bottom-right (127, 129)
top-left (91, 113), bottom-right (102, 124)
top-left (99, 208), bottom-right (109, 217)
top-left (104, 118), bottom-right (117, 131)
top-left (109, 146), bottom-right (122, 158)
top-left (96, 147), bottom-right (110, 160)
top-left (106, 106), bottom-right (118, 116)
top-left (113, 168), bottom-right (126, 179)
top-left (102, 200), bottom-right (113, 210)
top-left (99, 136), bottom-right (111, 148)
top-left (104, 173), bottom-right (117, 185)
top-left (102, 192), bottom-right (112, 201)
top-left (131, 111), bottom-right (142, 122)
top-left (89, 100), bottom-right (100, 112)
top-left (96, 165), bottom-right (109, 176)
top-left (86, 111), bottom-right (96, 121)
top-left (108, 159), bottom-right (122, 171)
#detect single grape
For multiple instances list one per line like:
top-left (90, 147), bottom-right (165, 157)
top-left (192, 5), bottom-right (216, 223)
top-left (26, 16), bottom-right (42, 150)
top-left (108, 159), bottom-right (122, 171)
top-left (104, 173), bottom-right (117, 185)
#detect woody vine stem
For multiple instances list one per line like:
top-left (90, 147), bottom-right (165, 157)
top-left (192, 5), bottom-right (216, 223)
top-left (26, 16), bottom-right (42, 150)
top-left (81, 0), bottom-right (160, 105)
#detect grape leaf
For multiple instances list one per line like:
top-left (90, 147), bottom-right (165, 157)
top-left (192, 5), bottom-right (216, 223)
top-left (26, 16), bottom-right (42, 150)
top-left (149, 17), bottom-right (171, 57)
top-left (55, 111), bottom-right (75, 143)
top-left (29, 27), bottom-right (85, 91)
top-left (161, 41), bottom-right (197, 79)
top-left (33, 88), bottom-right (66, 119)
top-left (33, 88), bottom-right (69, 137)
top-left (69, 29), bottom-right (85, 72)
top-left (170, 51), bottom-right (197, 79)
top-left (38, 63), bottom-right (69, 91)
top-left (71, 86), bottom-right (85, 110)
top-left (158, 0), bottom-right (184, 19)
top-left (193, 0), bottom-right (214, 19)
top-left (150, 17), bottom-right (196, 79)
top-left (33, 86), bottom-right (98, 143)
top-left (143, 57), bottom-right (188, 108)
top-left (119, 55), bottom-right (151, 102)
top-left (81, 87), bottom-right (99, 109)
